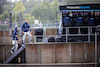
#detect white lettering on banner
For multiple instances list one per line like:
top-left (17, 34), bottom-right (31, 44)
top-left (67, 6), bottom-right (80, 9)
top-left (66, 6), bottom-right (90, 9)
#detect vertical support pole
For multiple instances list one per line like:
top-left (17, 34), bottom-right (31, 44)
top-left (78, 27), bottom-right (80, 34)
top-left (4, 31), bottom-right (5, 44)
top-left (66, 27), bottom-right (68, 42)
top-left (88, 27), bottom-right (90, 42)
top-left (9, 12), bottom-right (12, 37)
top-left (19, 12), bottom-right (22, 37)
top-left (15, 12), bottom-right (16, 23)
top-left (10, 12), bottom-right (12, 29)
top-left (56, 11), bottom-right (57, 35)
top-left (43, 28), bottom-right (44, 43)
top-left (59, 12), bottom-right (62, 34)
top-left (95, 32), bottom-right (97, 67)
top-left (28, 29), bottom-right (31, 44)
top-left (3, 48), bottom-right (4, 63)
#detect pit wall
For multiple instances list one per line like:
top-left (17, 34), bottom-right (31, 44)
top-left (25, 42), bottom-right (100, 63)
top-left (0, 29), bottom-right (100, 63)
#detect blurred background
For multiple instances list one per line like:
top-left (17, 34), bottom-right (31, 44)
top-left (0, 0), bottom-right (100, 30)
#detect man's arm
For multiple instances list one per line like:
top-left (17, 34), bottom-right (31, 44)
top-left (13, 31), bottom-right (16, 37)
top-left (28, 24), bottom-right (32, 33)
top-left (13, 31), bottom-right (18, 40)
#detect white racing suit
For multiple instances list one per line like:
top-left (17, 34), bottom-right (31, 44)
top-left (10, 40), bottom-right (18, 54)
top-left (22, 22), bottom-right (32, 43)
top-left (22, 31), bottom-right (32, 43)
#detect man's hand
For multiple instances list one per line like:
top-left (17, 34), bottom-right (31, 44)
top-left (22, 31), bottom-right (24, 34)
top-left (15, 35), bottom-right (18, 37)
top-left (30, 31), bottom-right (32, 34)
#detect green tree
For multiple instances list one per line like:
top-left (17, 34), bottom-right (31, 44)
top-left (0, 14), bottom-right (3, 20)
top-left (12, 2), bottom-right (26, 23)
top-left (0, 0), bottom-right (7, 14)
top-left (5, 4), bottom-right (12, 13)
top-left (13, 2), bottom-right (26, 14)
top-left (0, 11), bottom-right (9, 20)
top-left (28, 15), bottom-right (35, 23)
top-left (2, 11), bottom-right (9, 19)
top-left (24, 0), bottom-right (38, 13)
top-left (31, 0), bottom-right (60, 23)
top-left (50, 0), bottom-right (59, 21)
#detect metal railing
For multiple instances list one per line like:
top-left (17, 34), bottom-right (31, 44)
top-left (30, 26), bottom-right (96, 44)
top-left (0, 24), bottom-right (9, 31)
top-left (10, 26), bottom-right (95, 44)
top-left (3, 39), bottom-right (22, 63)
top-left (0, 26), bottom-right (97, 44)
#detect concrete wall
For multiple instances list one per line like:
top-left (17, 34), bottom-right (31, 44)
top-left (25, 42), bottom-right (99, 63)
top-left (0, 45), bottom-right (13, 63)
top-left (41, 44), bottom-right (55, 63)
top-left (25, 44), bottom-right (41, 63)
top-left (71, 43), bottom-right (85, 63)
top-left (55, 43), bottom-right (71, 63)
top-left (0, 43), bottom-right (97, 63)
top-left (0, 42), bottom-right (99, 63)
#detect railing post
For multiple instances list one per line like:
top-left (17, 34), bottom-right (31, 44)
top-left (78, 27), bottom-right (81, 34)
top-left (3, 48), bottom-right (5, 63)
top-left (43, 28), bottom-right (44, 43)
top-left (28, 29), bottom-right (31, 44)
top-left (88, 27), bottom-right (90, 42)
top-left (28, 28), bottom-right (32, 43)
top-left (66, 27), bottom-right (68, 42)
top-left (19, 12), bottom-right (22, 37)
top-left (9, 12), bottom-right (12, 37)
top-left (4, 31), bottom-right (5, 44)
top-left (95, 32), bottom-right (97, 67)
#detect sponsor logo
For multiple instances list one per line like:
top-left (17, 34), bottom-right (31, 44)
top-left (66, 6), bottom-right (90, 9)
top-left (67, 6), bottom-right (80, 9)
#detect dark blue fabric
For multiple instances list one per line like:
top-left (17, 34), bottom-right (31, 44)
top-left (22, 22), bottom-right (31, 32)
top-left (75, 17), bottom-right (83, 26)
top-left (13, 27), bottom-right (18, 40)
top-left (98, 17), bottom-right (100, 25)
top-left (83, 17), bottom-right (88, 26)
top-left (63, 16), bottom-right (71, 26)
top-left (88, 17), bottom-right (94, 25)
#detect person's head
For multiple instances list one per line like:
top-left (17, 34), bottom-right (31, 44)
top-left (15, 27), bottom-right (18, 31)
top-left (25, 19), bottom-right (28, 23)
top-left (15, 25), bottom-right (18, 27)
